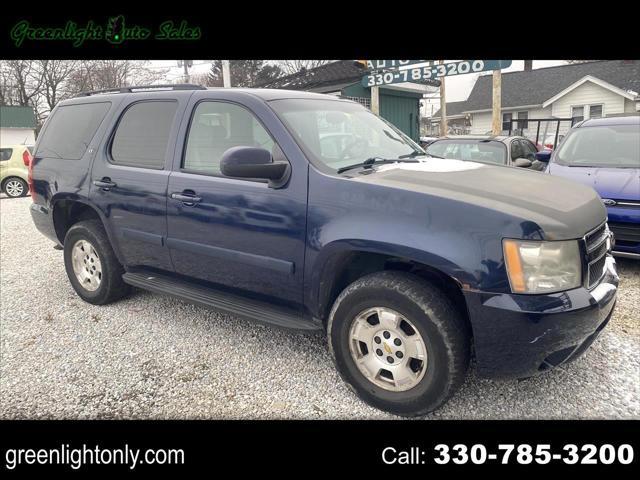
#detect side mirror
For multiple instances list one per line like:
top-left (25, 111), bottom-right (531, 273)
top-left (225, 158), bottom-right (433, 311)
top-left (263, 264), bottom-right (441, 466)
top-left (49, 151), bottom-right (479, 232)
top-left (535, 151), bottom-right (551, 162)
top-left (220, 146), bottom-right (290, 188)
top-left (513, 158), bottom-right (533, 168)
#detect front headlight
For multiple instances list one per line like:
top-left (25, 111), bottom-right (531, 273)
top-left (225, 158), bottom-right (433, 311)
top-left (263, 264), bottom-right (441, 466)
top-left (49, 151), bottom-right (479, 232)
top-left (503, 239), bottom-right (581, 294)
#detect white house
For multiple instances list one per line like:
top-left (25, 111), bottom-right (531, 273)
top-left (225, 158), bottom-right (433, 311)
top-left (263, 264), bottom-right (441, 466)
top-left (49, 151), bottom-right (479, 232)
top-left (432, 60), bottom-right (640, 139)
top-left (0, 106), bottom-right (37, 146)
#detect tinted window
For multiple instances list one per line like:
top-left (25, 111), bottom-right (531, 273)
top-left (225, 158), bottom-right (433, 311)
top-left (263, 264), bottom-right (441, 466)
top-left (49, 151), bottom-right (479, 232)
top-left (183, 102), bottom-right (275, 176)
top-left (426, 139), bottom-right (506, 165)
top-left (0, 148), bottom-right (12, 161)
top-left (36, 102), bottom-right (110, 160)
top-left (111, 101), bottom-right (178, 169)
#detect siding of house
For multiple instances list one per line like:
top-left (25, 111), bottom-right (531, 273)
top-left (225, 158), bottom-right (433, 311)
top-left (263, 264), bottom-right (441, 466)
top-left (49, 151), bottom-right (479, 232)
top-left (550, 80), bottom-right (627, 135)
top-left (0, 127), bottom-right (36, 145)
top-left (470, 106), bottom-right (554, 135)
top-left (624, 98), bottom-right (639, 114)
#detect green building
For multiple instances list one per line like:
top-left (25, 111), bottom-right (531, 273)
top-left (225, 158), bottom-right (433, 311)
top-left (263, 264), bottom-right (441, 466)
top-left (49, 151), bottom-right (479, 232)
top-left (257, 61), bottom-right (436, 142)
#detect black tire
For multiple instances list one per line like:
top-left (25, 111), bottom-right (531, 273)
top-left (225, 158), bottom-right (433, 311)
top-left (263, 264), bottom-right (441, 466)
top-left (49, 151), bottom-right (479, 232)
top-left (63, 220), bottom-right (130, 305)
top-left (328, 271), bottom-right (470, 417)
top-left (2, 177), bottom-right (28, 197)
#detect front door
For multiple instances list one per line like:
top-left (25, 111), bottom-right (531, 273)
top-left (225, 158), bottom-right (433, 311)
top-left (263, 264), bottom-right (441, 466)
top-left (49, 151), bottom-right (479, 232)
top-left (166, 97), bottom-right (307, 309)
top-left (90, 96), bottom-right (187, 272)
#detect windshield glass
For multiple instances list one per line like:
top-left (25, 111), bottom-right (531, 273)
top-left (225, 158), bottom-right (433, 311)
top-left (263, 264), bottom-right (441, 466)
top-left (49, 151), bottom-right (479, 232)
top-left (555, 124), bottom-right (640, 167)
top-left (426, 139), bottom-right (507, 165)
top-left (269, 98), bottom-right (423, 171)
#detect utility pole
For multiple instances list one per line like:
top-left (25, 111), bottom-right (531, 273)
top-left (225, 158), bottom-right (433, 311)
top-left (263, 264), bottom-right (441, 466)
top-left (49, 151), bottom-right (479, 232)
top-left (371, 86), bottom-right (380, 114)
top-left (222, 60), bottom-right (231, 88)
top-left (491, 69), bottom-right (502, 135)
top-left (178, 60), bottom-right (193, 83)
top-left (439, 60), bottom-right (447, 137)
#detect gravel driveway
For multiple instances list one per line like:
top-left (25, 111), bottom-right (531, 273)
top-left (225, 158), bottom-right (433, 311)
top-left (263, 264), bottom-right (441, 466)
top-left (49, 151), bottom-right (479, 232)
top-left (1, 195), bottom-right (639, 419)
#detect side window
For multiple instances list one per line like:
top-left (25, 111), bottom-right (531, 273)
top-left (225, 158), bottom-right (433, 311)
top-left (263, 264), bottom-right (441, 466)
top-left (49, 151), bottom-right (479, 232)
top-left (510, 140), bottom-right (524, 160)
top-left (0, 148), bottom-right (12, 161)
top-left (36, 102), bottom-right (111, 160)
top-left (183, 102), bottom-right (275, 176)
top-left (521, 140), bottom-right (537, 160)
top-left (111, 101), bottom-right (178, 169)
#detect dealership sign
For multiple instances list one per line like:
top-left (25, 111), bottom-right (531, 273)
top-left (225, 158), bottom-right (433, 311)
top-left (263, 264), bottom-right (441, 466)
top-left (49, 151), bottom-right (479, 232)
top-left (361, 60), bottom-right (513, 87)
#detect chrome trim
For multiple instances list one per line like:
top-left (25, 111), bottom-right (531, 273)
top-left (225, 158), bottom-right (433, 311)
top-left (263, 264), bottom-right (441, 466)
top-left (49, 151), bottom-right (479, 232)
top-left (583, 221), bottom-right (610, 289)
top-left (612, 251), bottom-right (640, 259)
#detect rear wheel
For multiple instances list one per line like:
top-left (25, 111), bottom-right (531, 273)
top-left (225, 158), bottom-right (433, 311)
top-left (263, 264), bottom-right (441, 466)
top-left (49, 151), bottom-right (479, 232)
top-left (328, 271), bottom-right (470, 416)
top-left (3, 177), bottom-right (27, 197)
top-left (63, 220), bottom-right (130, 304)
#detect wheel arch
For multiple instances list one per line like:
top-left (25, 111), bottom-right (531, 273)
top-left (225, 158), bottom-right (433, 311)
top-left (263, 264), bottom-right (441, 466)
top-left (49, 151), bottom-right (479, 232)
top-left (51, 196), bottom-right (124, 264)
top-left (311, 241), bottom-right (473, 334)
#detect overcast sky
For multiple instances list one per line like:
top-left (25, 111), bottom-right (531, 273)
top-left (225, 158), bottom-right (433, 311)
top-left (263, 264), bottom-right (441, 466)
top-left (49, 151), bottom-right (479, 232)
top-left (151, 59), bottom-right (568, 114)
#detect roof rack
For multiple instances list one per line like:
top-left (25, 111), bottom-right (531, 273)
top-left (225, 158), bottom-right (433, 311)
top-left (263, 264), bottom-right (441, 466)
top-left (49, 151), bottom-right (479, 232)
top-left (78, 84), bottom-right (207, 97)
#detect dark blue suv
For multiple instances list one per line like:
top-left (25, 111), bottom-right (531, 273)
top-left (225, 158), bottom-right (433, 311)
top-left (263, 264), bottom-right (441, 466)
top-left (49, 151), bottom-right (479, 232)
top-left (29, 85), bottom-right (618, 416)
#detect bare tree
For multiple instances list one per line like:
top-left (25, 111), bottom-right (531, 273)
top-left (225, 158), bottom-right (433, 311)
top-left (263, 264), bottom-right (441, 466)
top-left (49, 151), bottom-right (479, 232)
top-left (1, 60), bottom-right (44, 107)
top-left (278, 60), bottom-right (333, 75)
top-left (36, 60), bottom-right (79, 115)
top-left (65, 60), bottom-right (169, 96)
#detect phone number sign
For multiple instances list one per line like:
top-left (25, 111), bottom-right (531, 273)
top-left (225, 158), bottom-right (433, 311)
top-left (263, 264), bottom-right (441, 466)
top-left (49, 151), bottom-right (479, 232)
top-left (362, 60), bottom-right (512, 87)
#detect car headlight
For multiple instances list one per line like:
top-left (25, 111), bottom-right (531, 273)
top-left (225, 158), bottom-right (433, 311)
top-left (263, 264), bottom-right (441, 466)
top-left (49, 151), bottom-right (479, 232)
top-left (503, 239), bottom-right (581, 294)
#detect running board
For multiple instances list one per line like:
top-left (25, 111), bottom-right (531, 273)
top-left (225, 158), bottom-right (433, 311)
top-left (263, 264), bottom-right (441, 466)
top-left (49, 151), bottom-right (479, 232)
top-left (122, 272), bottom-right (320, 331)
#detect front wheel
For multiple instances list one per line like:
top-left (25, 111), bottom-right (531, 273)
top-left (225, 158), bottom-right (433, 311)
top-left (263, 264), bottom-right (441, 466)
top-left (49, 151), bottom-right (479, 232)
top-left (328, 271), bottom-right (470, 416)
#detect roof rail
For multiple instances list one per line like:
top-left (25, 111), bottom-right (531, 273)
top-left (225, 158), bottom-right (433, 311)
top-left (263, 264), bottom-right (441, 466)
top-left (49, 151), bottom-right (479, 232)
top-left (78, 84), bottom-right (207, 97)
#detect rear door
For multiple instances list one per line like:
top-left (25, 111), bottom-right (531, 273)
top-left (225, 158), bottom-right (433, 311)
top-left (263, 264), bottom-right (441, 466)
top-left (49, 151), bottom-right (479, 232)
top-left (90, 94), bottom-right (189, 272)
top-left (165, 93), bottom-right (308, 310)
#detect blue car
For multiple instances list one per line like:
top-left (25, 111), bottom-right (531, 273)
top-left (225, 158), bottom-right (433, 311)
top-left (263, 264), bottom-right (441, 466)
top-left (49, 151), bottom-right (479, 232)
top-left (547, 116), bottom-right (640, 259)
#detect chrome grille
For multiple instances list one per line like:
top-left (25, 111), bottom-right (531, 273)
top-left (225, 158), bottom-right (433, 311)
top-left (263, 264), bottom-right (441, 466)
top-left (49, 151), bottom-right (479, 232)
top-left (584, 222), bottom-right (609, 289)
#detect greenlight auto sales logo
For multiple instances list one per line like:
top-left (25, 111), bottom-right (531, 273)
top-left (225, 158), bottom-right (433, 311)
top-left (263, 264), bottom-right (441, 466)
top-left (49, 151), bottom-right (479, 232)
top-left (10, 15), bottom-right (201, 47)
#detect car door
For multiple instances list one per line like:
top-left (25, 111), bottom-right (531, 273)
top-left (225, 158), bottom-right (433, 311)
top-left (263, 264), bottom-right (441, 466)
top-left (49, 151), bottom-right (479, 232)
top-left (166, 95), bottom-right (307, 310)
top-left (90, 94), bottom-right (188, 272)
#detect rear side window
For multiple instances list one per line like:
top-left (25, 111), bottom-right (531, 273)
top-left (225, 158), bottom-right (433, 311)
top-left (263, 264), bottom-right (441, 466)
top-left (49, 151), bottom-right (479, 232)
top-left (111, 101), bottom-right (178, 169)
top-left (0, 148), bottom-right (12, 161)
top-left (36, 102), bottom-right (110, 160)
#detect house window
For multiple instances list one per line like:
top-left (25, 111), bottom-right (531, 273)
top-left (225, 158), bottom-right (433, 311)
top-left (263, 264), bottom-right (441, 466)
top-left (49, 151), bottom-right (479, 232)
top-left (589, 104), bottom-right (603, 119)
top-left (502, 112), bottom-right (513, 132)
top-left (517, 111), bottom-right (529, 132)
top-left (571, 106), bottom-right (584, 125)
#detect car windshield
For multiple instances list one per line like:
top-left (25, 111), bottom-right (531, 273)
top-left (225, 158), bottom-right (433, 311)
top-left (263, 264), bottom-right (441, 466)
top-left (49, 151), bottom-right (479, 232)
top-left (269, 98), bottom-right (424, 171)
top-left (426, 139), bottom-right (507, 165)
top-left (555, 124), bottom-right (640, 168)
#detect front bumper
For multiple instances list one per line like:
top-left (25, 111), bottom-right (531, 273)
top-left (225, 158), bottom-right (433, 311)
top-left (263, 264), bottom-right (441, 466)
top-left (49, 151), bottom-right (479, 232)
top-left (464, 255), bottom-right (618, 379)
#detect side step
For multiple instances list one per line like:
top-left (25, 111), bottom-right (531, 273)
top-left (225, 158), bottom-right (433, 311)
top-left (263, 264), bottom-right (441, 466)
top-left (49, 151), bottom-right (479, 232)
top-left (122, 272), bottom-right (320, 332)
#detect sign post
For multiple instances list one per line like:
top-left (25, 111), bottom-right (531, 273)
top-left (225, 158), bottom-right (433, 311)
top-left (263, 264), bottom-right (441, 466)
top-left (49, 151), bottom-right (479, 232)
top-left (439, 60), bottom-right (447, 137)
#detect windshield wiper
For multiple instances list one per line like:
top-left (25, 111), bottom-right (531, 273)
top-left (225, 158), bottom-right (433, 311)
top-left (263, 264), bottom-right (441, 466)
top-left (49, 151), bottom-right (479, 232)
top-left (337, 157), bottom-right (419, 174)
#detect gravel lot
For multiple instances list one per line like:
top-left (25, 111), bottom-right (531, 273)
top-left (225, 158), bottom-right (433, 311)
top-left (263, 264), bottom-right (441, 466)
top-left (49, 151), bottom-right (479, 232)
top-left (1, 195), bottom-right (639, 419)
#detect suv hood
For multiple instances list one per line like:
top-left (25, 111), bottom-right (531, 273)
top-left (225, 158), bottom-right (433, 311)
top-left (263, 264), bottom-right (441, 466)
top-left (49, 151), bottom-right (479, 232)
top-left (349, 158), bottom-right (606, 240)
top-left (547, 162), bottom-right (640, 202)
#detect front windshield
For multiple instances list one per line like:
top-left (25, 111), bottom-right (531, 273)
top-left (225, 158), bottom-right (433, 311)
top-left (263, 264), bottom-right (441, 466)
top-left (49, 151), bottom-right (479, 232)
top-left (555, 124), bottom-right (640, 168)
top-left (426, 139), bottom-right (507, 165)
top-left (269, 98), bottom-right (424, 171)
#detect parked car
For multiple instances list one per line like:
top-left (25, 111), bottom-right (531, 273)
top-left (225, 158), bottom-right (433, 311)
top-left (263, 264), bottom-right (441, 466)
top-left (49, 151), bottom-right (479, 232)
top-left (419, 136), bottom-right (438, 148)
top-left (425, 135), bottom-right (548, 171)
top-left (547, 116), bottom-right (640, 259)
top-left (29, 85), bottom-right (617, 416)
top-left (0, 144), bottom-right (32, 197)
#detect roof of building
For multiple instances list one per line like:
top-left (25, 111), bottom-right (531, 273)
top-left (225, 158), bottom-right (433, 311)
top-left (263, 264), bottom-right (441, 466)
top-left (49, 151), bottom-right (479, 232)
top-left (432, 60), bottom-right (640, 117)
top-left (0, 106), bottom-right (36, 129)
top-left (255, 60), bottom-right (440, 93)
top-left (255, 60), bottom-right (366, 91)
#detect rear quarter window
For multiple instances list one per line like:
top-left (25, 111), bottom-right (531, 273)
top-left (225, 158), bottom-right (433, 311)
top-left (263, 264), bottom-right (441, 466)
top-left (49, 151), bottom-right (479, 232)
top-left (0, 148), bottom-right (13, 161)
top-left (35, 102), bottom-right (111, 160)
top-left (110, 101), bottom-right (178, 169)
